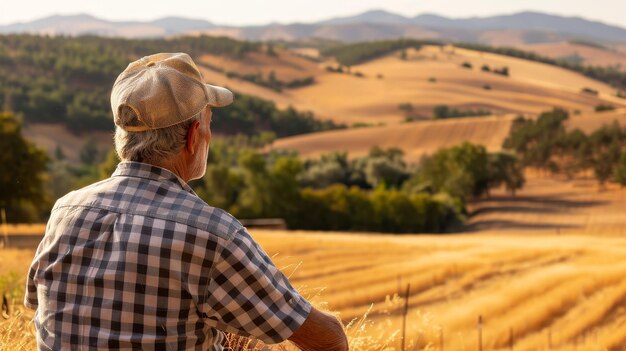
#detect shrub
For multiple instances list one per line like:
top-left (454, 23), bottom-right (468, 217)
top-left (582, 87), bottom-right (599, 95)
top-left (433, 105), bottom-right (490, 119)
top-left (595, 104), bottom-right (615, 112)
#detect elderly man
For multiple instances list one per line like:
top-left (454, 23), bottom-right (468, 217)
top-left (25, 53), bottom-right (348, 350)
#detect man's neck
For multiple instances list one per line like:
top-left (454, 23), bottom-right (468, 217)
top-left (149, 155), bottom-right (191, 183)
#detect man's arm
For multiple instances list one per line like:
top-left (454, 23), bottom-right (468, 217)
top-left (288, 307), bottom-right (349, 351)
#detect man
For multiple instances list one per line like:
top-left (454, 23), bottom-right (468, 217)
top-left (25, 53), bottom-right (348, 351)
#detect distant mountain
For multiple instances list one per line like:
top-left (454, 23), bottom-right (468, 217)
top-left (412, 11), bottom-right (626, 42)
top-left (149, 17), bottom-right (215, 35)
top-left (0, 14), bottom-right (215, 38)
top-left (1, 10), bottom-right (625, 44)
top-left (319, 9), bottom-right (415, 26)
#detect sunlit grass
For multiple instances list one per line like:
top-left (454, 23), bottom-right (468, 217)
top-left (2, 229), bottom-right (623, 350)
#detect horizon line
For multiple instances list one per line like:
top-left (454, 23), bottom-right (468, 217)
top-left (1, 8), bottom-right (625, 30)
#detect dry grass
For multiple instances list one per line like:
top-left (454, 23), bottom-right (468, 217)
top-left (518, 41), bottom-right (626, 71)
top-left (4, 176), bottom-right (626, 350)
top-left (200, 50), bottom-right (322, 82)
top-left (250, 230), bottom-right (626, 350)
top-left (170, 45), bottom-right (624, 126)
top-left (268, 114), bottom-right (516, 163)
top-left (1, 229), bottom-right (621, 350)
top-left (282, 45), bottom-right (622, 125)
top-left (467, 175), bottom-right (626, 235)
top-left (268, 109), bottom-right (626, 164)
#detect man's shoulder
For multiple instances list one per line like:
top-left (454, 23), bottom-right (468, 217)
top-left (53, 175), bottom-right (243, 241)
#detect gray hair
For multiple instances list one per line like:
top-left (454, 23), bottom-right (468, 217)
top-left (114, 108), bottom-right (204, 164)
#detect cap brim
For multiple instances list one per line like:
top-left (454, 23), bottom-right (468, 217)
top-left (205, 84), bottom-right (234, 107)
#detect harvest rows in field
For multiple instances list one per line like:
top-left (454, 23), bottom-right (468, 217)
top-left (253, 230), bottom-right (626, 351)
top-left (468, 176), bottom-right (626, 235)
top-left (3, 226), bottom-right (626, 349)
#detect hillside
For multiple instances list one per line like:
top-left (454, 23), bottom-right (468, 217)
top-left (7, 36), bottom-right (625, 163)
top-left (21, 124), bottom-right (113, 162)
top-left (269, 109), bottom-right (626, 163)
top-left (517, 41), bottom-right (626, 70)
top-left (204, 45), bottom-right (623, 127)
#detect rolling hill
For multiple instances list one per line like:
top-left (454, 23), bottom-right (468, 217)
top-left (19, 42), bottom-right (626, 163)
top-left (517, 41), bottom-right (626, 70)
top-left (198, 45), bottom-right (623, 126)
top-left (268, 109), bottom-right (626, 163)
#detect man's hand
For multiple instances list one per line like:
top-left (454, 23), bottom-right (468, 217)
top-left (288, 307), bottom-right (349, 351)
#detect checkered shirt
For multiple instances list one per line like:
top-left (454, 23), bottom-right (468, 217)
top-left (25, 161), bottom-right (311, 350)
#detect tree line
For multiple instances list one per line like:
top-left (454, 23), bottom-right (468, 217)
top-left (320, 39), bottom-right (431, 66)
top-left (2, 111), bottom-right (525, 232)
top-left (0, 34), bottom-right (341, 136)
top-left (503, 108), bottom-right (626, 186)
top-left (193, 140), bottom-right (524, 233)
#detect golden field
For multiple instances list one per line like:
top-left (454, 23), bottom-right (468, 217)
top-left (3, 175), bottom-right (626, 350)
top-left (518, 42), bottom-right (626, 70)
top-left (3, 229), bottom-right (626, 350)
top-left (196, 45), bottom-right (624, 126)
top-left (269, 109), bottom-right (626, 164)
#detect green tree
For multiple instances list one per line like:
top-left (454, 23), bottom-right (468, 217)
top-left (593, 139), bottom-right (621, 186)
top-left (99, 149), bottom-right (120, 179)
top-left (503, 108), bottom-right (569, 172)
top-left (80, 138), bottom-right (100, 165)
top-left (416, 142), bottom-right (490, 200)
top-left (299, 152), bottom-right (351, 189)
top-left (197, 163), bottom-right (243, 210)
top-left (0, 112), bottom-right (49, 222)
top-left (588, 123), bottom-right (624, 186)
top-left (54, 144), bottom-right (65, 161)
top-left (615, 153), bottom-right (626, 187)
top-left (487, 152), bottom-right (525, 196)
top-left (364, 157), bottom-right (409, 188)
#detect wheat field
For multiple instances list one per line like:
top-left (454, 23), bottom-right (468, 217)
top-left (3, 176), bottom-right (626, 350)
top-left (4, 229), bottom-right (625, 350)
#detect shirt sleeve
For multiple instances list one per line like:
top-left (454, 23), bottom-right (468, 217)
top-left (200, 228), bottom-right (311, 344)
top-left (24, 263), bottom-right (39, 310)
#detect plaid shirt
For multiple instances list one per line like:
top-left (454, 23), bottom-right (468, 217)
top-left (25, 161), bottom-right (310, 350)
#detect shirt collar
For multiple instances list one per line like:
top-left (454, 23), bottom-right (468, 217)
top-left (112, 161), bottom-right (195, 194)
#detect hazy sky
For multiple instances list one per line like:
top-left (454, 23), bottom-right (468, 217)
top-left (2, 0), bottom-right (626, 28)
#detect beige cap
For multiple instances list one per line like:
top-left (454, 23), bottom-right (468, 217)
top-left (111, 52), bottom-right (233, 132)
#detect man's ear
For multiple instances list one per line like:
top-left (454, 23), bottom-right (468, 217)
top-left (186, 120), bottom-right (202, 155)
